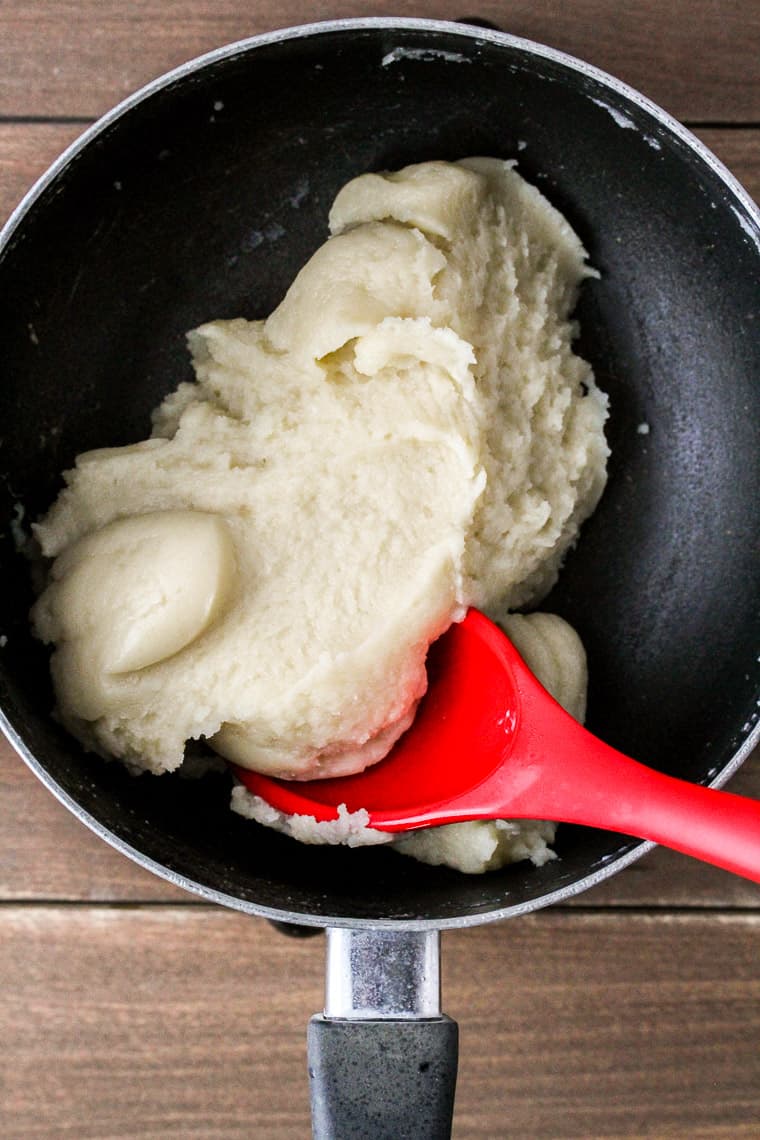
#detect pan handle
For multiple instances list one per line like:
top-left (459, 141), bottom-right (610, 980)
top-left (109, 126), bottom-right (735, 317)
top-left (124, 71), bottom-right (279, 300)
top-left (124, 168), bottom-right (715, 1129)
top-left (308, 928), bottom-right (458, 1139)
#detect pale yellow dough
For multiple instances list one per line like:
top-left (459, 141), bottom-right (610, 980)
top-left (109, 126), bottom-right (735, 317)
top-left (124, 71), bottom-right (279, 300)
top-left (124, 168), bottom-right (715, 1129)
top-left (32, 158), bottom-right (608, 871)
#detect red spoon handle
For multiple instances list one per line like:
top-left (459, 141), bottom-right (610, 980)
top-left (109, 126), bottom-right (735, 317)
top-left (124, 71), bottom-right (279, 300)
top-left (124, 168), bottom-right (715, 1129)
top-left (601, 763), bottom-right (760, 881)
top-left (484, 651), bottom-right (760, 882)
top-left (504, 734), bottom-right (760, 881)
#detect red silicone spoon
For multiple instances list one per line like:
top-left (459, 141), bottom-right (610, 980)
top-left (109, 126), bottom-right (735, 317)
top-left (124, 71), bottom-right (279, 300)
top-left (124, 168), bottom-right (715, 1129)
top-left (235, 609), bottom-right (760, 882)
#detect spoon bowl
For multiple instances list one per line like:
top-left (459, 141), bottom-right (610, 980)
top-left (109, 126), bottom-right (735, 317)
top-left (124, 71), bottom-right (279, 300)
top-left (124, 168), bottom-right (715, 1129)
top-left (237, 610), bottom-right (760, 882)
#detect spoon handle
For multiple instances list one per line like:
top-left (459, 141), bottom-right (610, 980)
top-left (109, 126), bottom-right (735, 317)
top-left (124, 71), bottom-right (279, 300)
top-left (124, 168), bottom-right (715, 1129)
top-left (532, 735), bottom-right (760, 881)
top-left (606, 762), bottom-right (760, 881)
top-left (497, 655), bottom-right (760, 882)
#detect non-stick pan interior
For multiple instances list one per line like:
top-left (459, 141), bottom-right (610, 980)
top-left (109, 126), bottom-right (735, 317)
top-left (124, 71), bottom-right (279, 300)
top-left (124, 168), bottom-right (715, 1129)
top-left (1, 21), bottom-right (759, 925)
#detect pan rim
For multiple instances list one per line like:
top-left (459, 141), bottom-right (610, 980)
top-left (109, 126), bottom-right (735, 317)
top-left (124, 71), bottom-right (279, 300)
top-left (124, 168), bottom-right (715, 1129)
top-left (1, 15), bottom-right (759, 928)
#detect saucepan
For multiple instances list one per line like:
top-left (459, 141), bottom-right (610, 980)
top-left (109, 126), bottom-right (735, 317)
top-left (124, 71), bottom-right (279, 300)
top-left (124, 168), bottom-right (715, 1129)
top-left (1, 18), bottom-right (759, 1137)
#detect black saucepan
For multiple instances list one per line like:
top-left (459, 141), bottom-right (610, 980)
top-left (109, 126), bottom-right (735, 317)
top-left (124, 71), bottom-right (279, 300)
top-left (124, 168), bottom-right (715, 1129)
top-left (1, 18), bottom-right (759, 1137)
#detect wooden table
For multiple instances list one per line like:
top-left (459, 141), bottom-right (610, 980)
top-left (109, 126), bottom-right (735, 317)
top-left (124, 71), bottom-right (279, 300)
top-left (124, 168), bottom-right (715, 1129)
top-left (2, 4), bottom-right (759, 1137)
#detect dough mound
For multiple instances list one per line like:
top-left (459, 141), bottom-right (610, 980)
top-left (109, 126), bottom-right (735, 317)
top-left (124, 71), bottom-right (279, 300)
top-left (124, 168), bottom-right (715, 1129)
top-left (31, 158), bottom-right (608, 792)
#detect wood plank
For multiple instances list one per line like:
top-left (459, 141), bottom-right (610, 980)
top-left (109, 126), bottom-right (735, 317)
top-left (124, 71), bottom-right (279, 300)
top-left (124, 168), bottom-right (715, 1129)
top-left (0, 1), bottom-right (758, 123)
top-left (2, 906), bottom-right (321, 1138)
top-left (0, 122), bottom-right (84, 225)
top-left (448, 912), bottom-right (760, 1139)
top-left (4, 732), bottom-right (760, 907)
top-left (0, 735), bottom-right (187, 901)
top-left (3, 906), bottom-right (760, 1137)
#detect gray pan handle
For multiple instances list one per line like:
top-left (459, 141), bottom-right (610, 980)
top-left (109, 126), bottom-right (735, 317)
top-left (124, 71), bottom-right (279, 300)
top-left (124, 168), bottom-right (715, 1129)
top-left (308, 929), bottom-right (458, 1139)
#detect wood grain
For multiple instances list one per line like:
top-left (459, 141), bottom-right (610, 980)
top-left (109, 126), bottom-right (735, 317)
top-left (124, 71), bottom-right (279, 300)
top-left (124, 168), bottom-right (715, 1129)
top-left (4, 907), bottom-right (760, 1138)
top-left (0, 122), bottom-right (83, 224)
top-left (0, 1), bottom-right (759, 122)
top-left (2, 10), bottom-right (760, 1135)
top-left (0, 736), bottom-right (186, 901)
